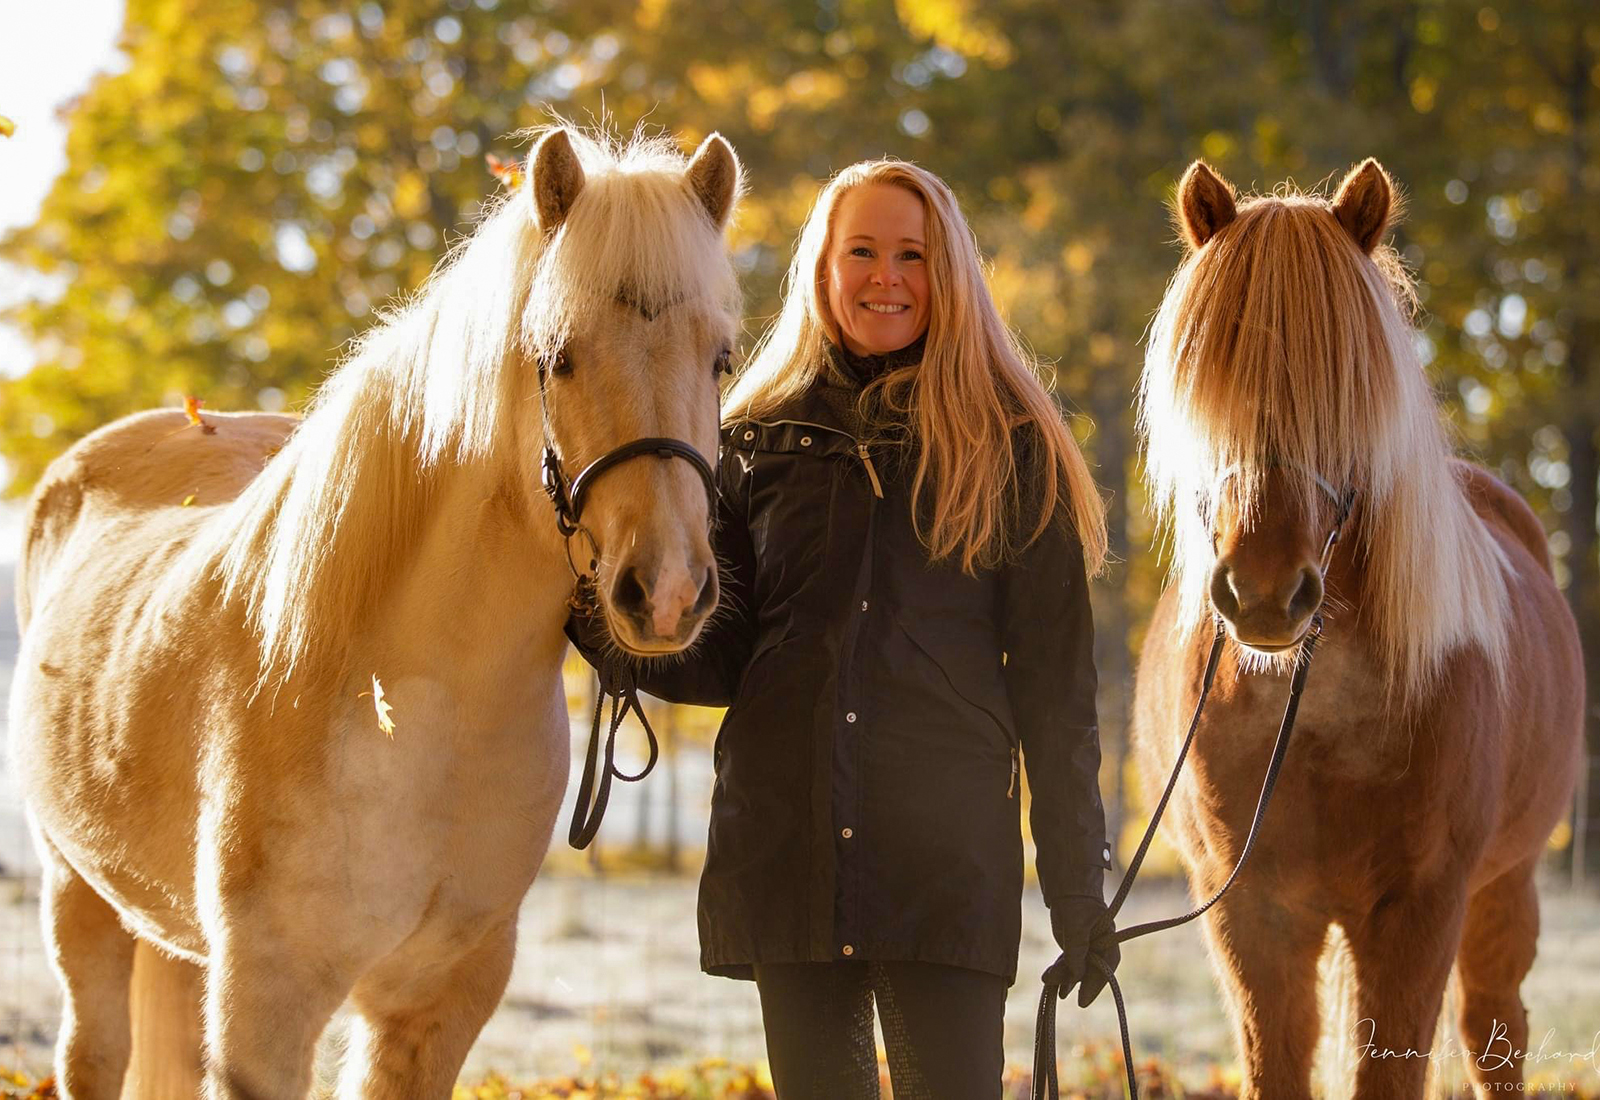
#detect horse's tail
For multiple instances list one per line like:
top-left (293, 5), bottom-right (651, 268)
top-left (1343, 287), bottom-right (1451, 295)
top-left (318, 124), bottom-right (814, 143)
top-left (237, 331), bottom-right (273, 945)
top-left (15, 452), bottom-right (90, 632)
top-left (1314, 922), bottom-right (1465, 1099)
top-left (1314, 923), bottom-right (1360, 1100)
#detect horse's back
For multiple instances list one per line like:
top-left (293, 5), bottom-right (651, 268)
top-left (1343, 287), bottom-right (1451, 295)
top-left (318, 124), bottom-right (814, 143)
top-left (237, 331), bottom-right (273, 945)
top-left (1453, 459), bottom-right (1553, 577)
top-left (18, 409), bottom-right (297, 620)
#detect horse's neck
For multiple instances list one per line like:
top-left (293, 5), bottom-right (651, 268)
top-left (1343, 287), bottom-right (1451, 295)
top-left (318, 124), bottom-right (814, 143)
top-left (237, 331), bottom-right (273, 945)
top-left (360, 459), bottom-right (574, 682)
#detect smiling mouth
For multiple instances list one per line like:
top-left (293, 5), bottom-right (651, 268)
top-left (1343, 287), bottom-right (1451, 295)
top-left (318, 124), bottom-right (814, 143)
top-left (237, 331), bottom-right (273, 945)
top-left (861, 303), bottom-right (909, 314)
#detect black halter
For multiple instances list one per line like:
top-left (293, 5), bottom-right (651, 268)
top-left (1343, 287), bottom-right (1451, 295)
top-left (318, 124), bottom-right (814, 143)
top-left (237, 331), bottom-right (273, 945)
top-left (535, 348), bottom-right (718, 851)
top-left (535, 348), bottom-right (718, 572)
top-left (1032, 469), bottom-right (1358, 1100)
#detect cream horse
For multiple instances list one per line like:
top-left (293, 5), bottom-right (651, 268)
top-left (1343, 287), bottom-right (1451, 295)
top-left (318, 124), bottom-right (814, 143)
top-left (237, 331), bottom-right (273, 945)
top-left (8, 127), bottom-right (741, 1098)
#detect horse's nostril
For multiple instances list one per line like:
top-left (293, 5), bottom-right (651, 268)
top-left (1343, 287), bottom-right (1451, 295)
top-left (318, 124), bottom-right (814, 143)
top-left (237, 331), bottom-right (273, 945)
top-left (612, 566), bottom-right (649, 617)
top-left (1209, 564), bottom-right (1239, 620)
top-left (1287, 567), bottom-right (1323, 620)
top-left (690, 564), bottom-right (716, 616)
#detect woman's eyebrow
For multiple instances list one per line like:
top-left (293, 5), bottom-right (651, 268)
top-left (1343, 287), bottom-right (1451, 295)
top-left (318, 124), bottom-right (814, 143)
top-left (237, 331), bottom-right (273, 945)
top-left (843, 233), bottom-right (926, 245)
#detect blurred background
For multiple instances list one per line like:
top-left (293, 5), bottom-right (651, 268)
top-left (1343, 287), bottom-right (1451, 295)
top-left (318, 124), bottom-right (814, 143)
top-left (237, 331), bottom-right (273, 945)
top-left (0, 0), bottom-right (1597, 1093)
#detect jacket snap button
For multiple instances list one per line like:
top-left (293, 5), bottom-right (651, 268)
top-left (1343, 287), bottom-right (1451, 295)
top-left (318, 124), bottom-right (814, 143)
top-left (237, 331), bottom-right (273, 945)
top-left (1103, 846), bottom-right (1111, 861)
top-left (845, 712), bottom-right (857, 723)
top-left (841, 944), bottom-right (855, 956)
top-left (841, 827), bottom-right (853, 839)
top-left (742, 429), bottom-right (754, 441)
top-left (861, 600), bottom-right (869, 611)
top-left (800, 435), bottom-right (812, 446)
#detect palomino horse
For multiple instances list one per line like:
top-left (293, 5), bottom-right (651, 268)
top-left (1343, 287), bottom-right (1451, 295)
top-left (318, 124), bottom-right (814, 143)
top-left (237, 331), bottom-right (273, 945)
top-left (1132, 158), bottom-right (1582, 1099)
top-left (8, 127), bottom-right (741, 1098)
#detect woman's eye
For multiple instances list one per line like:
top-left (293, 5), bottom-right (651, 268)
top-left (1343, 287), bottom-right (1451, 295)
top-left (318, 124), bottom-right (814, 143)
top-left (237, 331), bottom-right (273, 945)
top-left (900, 250), bottom-right (923, 262)
top-left (849, 246), bottom-right (873, 257)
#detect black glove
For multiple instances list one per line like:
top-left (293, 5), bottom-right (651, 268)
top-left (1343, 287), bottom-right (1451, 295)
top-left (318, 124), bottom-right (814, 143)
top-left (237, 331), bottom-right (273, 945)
top-left (1042, 894), bottom-right (1121, 1008)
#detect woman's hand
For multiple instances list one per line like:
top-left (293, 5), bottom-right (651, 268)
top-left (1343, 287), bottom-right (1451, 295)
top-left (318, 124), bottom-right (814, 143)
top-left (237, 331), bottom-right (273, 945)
top-left (1042, 895), bottom-right (1121, 1008)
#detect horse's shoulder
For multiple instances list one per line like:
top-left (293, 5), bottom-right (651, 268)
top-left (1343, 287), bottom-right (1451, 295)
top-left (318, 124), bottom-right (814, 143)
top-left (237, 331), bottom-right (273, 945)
top-left (1451, 459), bottom-right (1550, 573)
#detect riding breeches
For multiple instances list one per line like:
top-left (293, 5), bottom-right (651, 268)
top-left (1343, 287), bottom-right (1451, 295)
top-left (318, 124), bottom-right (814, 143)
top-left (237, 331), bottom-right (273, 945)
top-left (752, 959), bottom-right (1008, 1100)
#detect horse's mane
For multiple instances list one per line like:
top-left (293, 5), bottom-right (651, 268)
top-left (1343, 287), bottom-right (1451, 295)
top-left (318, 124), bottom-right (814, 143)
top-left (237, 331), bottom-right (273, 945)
top-left (1140, 188), bottom-right (1511, 700)
top-left (208, 129), bottom-right (738, 688)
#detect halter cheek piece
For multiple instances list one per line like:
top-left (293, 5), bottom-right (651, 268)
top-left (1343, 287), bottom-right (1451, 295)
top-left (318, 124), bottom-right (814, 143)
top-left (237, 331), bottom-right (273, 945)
top-left (535, 345), bottom-right (719, 852)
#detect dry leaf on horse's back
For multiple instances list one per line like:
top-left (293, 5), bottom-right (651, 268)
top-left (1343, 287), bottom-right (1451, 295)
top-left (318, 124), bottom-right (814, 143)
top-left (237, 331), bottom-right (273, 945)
top-left (183, 395), bottom-right (217, 434)
top-left (370, 674), bottom-right (396, 738)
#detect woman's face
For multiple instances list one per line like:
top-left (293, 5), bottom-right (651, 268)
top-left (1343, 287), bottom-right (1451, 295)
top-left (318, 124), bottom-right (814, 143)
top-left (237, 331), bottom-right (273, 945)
top-left (824, 183), bottom-right (931, 357)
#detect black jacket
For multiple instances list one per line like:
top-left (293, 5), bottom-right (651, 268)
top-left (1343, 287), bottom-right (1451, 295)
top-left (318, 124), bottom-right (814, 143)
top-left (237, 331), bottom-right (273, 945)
top-left (570, 380), bottom-right (1108, 984)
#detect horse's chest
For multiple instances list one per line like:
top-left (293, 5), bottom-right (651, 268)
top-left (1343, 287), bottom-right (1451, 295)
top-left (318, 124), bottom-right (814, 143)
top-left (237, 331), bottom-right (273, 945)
top-left (322, 676), bottom-right (569, 927)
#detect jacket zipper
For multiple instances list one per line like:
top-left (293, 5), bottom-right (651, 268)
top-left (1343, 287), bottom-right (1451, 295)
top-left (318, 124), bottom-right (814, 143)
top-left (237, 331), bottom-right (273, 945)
top-left (1007, 747), bottom-right (1018, 799)
top-left (856, 443), bottom-right (884, 498)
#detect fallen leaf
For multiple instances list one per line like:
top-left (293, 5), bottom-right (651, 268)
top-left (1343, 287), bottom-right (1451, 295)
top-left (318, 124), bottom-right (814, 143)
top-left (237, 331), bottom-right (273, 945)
top-left (0, 117), bottom-right (14, 139)
top-left (183, 395), bottom-right (217, 434)
top-left (181, 493), bottom-right (196, 506)
top-left (486, 152), bottom-right (524, 190)
top-left (370, 674), bottom-right (396, 738)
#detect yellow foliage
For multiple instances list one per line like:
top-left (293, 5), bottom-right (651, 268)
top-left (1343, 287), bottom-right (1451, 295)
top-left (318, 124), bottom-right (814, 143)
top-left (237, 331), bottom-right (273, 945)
top-left (894, 0), bottom-right (1013, 65)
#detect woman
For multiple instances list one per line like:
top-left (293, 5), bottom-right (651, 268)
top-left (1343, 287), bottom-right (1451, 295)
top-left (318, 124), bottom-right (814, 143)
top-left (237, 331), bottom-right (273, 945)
top-left (570, 160), bottom-right (1118, 1098)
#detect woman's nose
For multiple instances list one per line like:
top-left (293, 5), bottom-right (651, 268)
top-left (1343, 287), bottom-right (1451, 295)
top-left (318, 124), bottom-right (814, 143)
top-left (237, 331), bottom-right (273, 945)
top-left (871, 257), bottom-right (899, 285)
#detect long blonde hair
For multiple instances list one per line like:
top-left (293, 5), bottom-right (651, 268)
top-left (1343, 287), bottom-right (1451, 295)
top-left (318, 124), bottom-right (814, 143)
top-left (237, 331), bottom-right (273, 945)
top-left (724, 160), bottom-right (1106, 575)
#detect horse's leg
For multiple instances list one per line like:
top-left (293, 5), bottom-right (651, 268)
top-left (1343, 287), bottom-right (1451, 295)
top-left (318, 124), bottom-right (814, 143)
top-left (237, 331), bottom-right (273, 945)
top-left (1345, 881), bottom-right (1468, 1100)
top-left (335, 917), bottom-right (517, 1099)
top-left (1455, 859), bottom-right (1539, 1090)
top-left (1198, 888), bottom-right (1327, 1100)
top-left (201, 917), bottom-right (353, 1100)
top-left (39, 846), bottom-right (135, 1099)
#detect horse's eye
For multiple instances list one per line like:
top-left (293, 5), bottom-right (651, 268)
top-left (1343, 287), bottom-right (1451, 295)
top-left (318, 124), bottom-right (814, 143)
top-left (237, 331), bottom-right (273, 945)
top-left (713, 347), bottom-right (731, 378)
top-left (548, 349), bottom-right (572, 378)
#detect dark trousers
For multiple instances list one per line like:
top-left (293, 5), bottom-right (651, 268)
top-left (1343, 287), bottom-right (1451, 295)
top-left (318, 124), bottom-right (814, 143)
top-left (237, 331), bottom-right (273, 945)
top-left (752, 960), bottom-right (1008, 1100)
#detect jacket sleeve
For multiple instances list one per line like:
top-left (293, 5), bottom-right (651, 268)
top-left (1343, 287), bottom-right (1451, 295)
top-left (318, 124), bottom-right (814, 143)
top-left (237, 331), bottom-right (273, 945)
top-left (564, 433), bottom-right (757, 708)
top-left (1000, 476), bottom-right (1110, 905)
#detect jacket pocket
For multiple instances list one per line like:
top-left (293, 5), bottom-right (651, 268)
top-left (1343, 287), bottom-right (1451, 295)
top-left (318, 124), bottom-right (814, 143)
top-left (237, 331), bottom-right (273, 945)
top-left (891, 609), bottom-right (1018, 749)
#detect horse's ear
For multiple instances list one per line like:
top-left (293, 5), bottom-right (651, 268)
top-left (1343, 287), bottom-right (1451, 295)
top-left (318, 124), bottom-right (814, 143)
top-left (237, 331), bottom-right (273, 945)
top-left (1177, 160), bottom-right (1237, 251)
top-left (686, 132), bottom-right (741, 230)
top-left (1332, 158), bottom-right (1394, 253)
top-left (531, 129), bottom-right (585, 233)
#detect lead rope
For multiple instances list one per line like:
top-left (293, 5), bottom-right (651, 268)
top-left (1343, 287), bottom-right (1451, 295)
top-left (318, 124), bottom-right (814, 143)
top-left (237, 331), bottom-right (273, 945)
top-left (1032, 614), bottom-right (1325, 1100)
top-left (564, 576), bottom-right (662, 851)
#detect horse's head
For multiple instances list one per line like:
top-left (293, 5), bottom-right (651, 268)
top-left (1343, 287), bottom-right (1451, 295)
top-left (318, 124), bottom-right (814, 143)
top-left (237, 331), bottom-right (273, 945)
top-left (1143, 157), bottom-right (1411, 659)
top-left (521, 128), bottom-right (742, 654)
top-left (1205, 466), bottom-right (1356, 651)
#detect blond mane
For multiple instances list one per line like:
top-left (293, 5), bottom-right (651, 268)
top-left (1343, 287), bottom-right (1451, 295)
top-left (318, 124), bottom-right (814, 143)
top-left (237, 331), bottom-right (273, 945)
top-left (209, 130), bottom-right (739, 687)
top-left (1140, 188), bottom-right (1510, 699)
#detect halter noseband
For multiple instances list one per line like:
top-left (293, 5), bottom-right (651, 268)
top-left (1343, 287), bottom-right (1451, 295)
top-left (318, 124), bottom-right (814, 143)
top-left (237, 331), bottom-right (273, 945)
top-left (1207, 459), bottom-right (1357, 579)
top-left (535, 351), bottom-right (718, 595)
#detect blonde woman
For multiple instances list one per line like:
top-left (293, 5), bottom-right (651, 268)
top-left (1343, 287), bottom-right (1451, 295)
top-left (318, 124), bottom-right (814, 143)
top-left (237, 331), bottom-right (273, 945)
top-left (570, 160), bottom-right (1117, 1097)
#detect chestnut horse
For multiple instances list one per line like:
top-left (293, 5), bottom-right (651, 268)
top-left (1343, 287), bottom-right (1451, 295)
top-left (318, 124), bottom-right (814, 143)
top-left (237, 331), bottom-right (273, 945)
top-left (1132, 158), bottom-right (1582, 1099)
top-left (8, 127), bottom-right (741, 1098)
